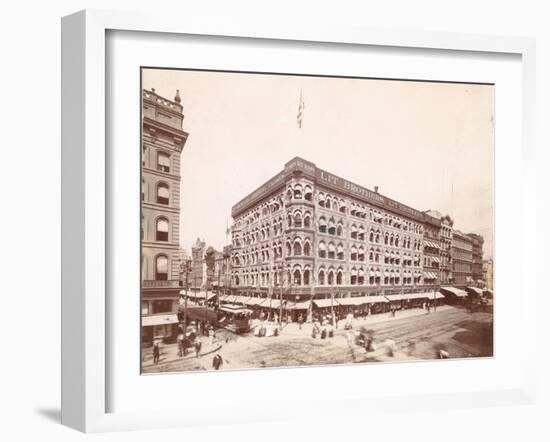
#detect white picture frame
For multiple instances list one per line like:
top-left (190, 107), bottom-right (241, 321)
top-left (61, 9), bottom-right (537, 433)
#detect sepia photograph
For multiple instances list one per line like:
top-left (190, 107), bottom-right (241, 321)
top-left (140, 68), bottom-right (494, 374)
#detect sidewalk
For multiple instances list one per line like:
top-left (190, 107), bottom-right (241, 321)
top-left (280, 305), bottom-right (454, 338)
top-left (142, 339), bottom-right (222, 370)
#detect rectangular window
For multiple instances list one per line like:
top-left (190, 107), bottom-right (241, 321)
top-left (157, 152), bottom-right (171, 173)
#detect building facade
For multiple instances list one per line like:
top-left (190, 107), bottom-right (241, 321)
top-left (141, 88), bottom-right (188, 344)
top-left (468, 233), bottom-right (485, 286)
top-left (229, 157), bottom-right (444, 306)
top-left (425, 211), bottom-right (454, 285)
top-left (451, 230), bottom-right (474, 287)
top-left (190, 238), bottom-right (224, 291)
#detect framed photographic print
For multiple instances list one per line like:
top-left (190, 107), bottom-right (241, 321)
top-left (61, 9), bottom-right (537, 432)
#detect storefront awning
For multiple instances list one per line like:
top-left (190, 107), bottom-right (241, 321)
top-left (385, 294), bottom-right (407, 302)
top-left (142, 314), bottom-right (178, 327)
top-left (467, 287), bottom-right (483, 296)
top-left (245, 297), bottom-right (266, 306)
top-left (440, 287), bottom-right (468, 297)
top-left (285, 301), bottom-right (310, 310)
top-left (313, 299), bottom-right (340, 308)
top-left (405, 292), bottom-right (431, 300)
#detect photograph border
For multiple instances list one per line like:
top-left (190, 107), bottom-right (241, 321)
top-left (61, 9), bottom-right (537, 432)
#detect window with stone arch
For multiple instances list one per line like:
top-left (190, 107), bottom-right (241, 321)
top-left (155, 254), bottom-right (169, 280)
top-left (318, 268), bottom-right (326, 285)
top-left (327, 269), bottom-right (335, 285)
top-left (303, 267), bottom-right (311, 285)
top-left (293, 239), bottom-right (302, 256)
top-left (318, 241), bottom-right (327, 258)
top-left (293, 267), bottom-right (302, 286)
top-left (303, 240), bottom-right (311, 256)
top-left (336, 269), bottom-right (343, 285)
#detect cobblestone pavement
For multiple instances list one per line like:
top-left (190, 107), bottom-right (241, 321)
top-left (142, 306), bottom-right (493, 373)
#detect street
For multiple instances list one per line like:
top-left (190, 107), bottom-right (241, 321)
top-left (142, 305), bottom-right (493, 373)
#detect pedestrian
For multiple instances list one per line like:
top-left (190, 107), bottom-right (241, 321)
top-left (177, 331), bottom-right (185, 357)
top-left (212, 353), bottom-right (223, 370)
top-left (427, 303), bottom-right (431, 313)
top-left (194, 338), bottom-right (202, 358)
top-left (153, 342), bottom-right (160, 364)
top-left (208, 327), bottom-right (215, 344)
top-left (298, 313), bottom-right (304, 330)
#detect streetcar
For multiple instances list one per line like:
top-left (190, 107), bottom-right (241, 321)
top-left (183, 304), bottom-right (252, 334)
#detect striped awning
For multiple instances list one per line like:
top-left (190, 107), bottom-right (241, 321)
top-left (423, 272), bottom-right (438, 280)
top-left (424, 240), bottom-right (441, 249)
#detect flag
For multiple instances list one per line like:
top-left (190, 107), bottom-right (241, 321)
top-left (297, 89), bottom-right (305, 128)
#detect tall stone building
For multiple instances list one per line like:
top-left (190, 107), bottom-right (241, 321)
top-left (141, 88), bottom-right (188, 344)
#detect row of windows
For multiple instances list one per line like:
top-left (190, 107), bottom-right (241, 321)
top-left (232, 267), bottom-right (427, 287)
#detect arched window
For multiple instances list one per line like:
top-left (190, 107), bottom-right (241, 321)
top-left (328, 218), bottom-right (336, 235)
top-left (351, 245), bottom-right (358, 261)
top-left (286, 241), bottom-right (292, 257)
top-left (328, 242), bottom-right (336, 259)
top-left (318, 269), bottom-right (325, 285)
top-left (351, 224), bottom-right (358, 239)
top-left (304, 241), bottom-right (311, 256)
top-left (293, 240), bottom-right (302, 256)
top-left (339, 200), bottom-right (346, 214)
top-left (155, 255), bottom-right (168, 280)
top-left (336, 270), bottom-right (343, 285)
top-left (156, 218), bottom-right (169, 241)
top-left (303, 268), bottom-right (310, 285)
top-left (319, 217), bottom-right (327, 234)
top-left (234, 275), bottom-right (240, 286)
top-left (358, 268), bottom-right (365, 285)
top-left (384, 233), bottom-right (389, 245)
top-left (328, 270), bottom-right (335, 285)
top-left (304, 186), bottom-right (313, 202)
top-left (358, 225), bottom-right (365, 241)
top-left (358, 246), bottom-right (365, 262)
top-left (318, 192), bottom-right (325, 207)
top-left (325, 196), bottom-right (332, 210)
top-left (293, 184), bottom-right (303, 199)
top-left (369, 231), bottom-right (374, 242)
top-left (157, 152), bottom-right (170, 172)
top-left (350, 268), bottom-right (357, 285)
top-left (336, 222), bottom-right (343, 236)
top-left (318, 241), bottom-right (327, 258)
top-left (337, 243), bottom-right (344, 260)
top-left (294, 211), bottom-right (302, 228)
top-left (293, 269), bottom-right (302, 286)
top-left (304, 213), bottom-right (312, 228)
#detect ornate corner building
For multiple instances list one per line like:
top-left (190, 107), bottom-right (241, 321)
top-left (229, 157), bottom-right (452, 304)
top-left (141, 88), bottom-right (188, 343)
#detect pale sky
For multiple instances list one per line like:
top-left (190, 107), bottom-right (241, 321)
top-left (143, 69), bottom-right (494, 258)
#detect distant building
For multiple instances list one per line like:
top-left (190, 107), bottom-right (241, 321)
top-left (425, 211), bottom-right (453, 285)
top-left (467, 233), bottom-right (485, 286)
top-left (141, 88), bottom-right (188, 345)
top-left (451, 230), bottom-right (474, 287)
top-left (483, 258), bottom-right (493, 291)
top-left (190, 238), bottom-right (223, 290)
